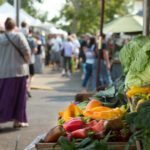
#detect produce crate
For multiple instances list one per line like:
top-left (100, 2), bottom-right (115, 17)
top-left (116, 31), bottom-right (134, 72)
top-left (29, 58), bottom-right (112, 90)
top-left (36, 142), bottom-right (137, 150)
top-left (75, 93), bottom-right (94, 102)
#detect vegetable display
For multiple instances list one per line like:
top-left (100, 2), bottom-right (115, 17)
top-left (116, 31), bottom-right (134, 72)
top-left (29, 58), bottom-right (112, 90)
top-left (126, 101), bottom-right (150, 150)
top-left (39, 85), bottom-right (150, 150)
top-left (119, 36), bottom-right (150, 89)
top-left (42, 98), bottom-right (131, 149)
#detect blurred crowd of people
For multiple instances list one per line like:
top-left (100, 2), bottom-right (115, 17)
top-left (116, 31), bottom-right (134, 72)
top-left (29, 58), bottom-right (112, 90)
top-left (0, 18), bottom-right (124, 94)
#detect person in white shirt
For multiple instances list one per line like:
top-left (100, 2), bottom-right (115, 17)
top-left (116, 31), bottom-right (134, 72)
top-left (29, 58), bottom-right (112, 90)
top-left (20, 21), bottom-right (28, 36)
top-left (50, 34), bottom-right (62, 70)
top-left (72, 34), bottom-right (80, 69)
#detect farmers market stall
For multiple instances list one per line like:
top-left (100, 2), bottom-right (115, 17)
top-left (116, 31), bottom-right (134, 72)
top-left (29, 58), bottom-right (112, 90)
top-left (103, 15), bottom-right (143, 34)
top-left (25, 0), bottom-right (150, 149)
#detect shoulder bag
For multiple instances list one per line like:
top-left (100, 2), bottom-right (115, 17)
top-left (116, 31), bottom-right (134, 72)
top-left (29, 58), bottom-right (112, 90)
top-left (5, 33), bottom-right (26, 62)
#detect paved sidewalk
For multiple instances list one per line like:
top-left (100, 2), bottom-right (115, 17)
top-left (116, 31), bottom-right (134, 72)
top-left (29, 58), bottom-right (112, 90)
top-left (0, 67), bottom-right (82, 150)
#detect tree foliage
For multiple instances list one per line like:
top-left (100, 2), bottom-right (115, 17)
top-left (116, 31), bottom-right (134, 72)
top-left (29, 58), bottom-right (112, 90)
top-left (56, 0), bottom-right (133, 35)
top-left (0, 0), bottom-right (48, 22)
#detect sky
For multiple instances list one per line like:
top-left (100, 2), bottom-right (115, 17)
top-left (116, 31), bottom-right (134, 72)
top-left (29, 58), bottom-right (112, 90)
top-left (34, 0), bottom-right (66, 20)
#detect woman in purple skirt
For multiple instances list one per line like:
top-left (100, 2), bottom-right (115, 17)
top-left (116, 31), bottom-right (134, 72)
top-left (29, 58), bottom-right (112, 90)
top-left (0, 18), bottom-right (31, 128)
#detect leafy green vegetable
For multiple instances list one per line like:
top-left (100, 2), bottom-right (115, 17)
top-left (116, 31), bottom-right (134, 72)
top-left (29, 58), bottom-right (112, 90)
top-left (93, 76), bottom-right (127, 108)
top-left (77, 101), bottom-right (89, 110)
top-left (76, 137), bottom-right (91, 149)
top-left (53, 136), bottom-right (76, 150)
top-left (120, 36), bottom-right (150, 73)
top-left (55, 134), bottom-right (114, 150)
top-left (125, 101), bottom-right (150, 150)
top-left (125, 130), bottom-right (143, 150)
top-left (119, 36), bottom-right (150, 89)
top-left (95, 86), bottom-right (115, 98)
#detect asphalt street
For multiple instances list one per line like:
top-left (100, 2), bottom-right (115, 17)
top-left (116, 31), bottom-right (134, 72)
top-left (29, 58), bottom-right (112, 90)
top-left (0, 67), bottom-right (82, 150)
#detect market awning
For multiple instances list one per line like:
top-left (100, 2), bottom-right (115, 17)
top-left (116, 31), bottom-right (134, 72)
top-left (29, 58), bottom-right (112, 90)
top-left (103, 15), bottom-right (143, 33)
top-left (0, 2), bottom-right (42, 26)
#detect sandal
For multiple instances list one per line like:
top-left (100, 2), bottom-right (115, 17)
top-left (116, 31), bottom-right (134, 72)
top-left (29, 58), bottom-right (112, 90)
top-left (21, 123), bottom-right (29, 127)
top-left (13, 121), bottom-right (29, 128)
top-left (13, 122), bottom-right (22, 128)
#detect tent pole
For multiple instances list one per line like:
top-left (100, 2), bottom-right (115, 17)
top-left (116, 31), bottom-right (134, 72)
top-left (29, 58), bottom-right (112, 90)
top-left (143, 0), bottom-right (150, 35)
top-left (96, 0), bottom-right (105, 91)
top-left (16, 0), bottom-right (20, 27)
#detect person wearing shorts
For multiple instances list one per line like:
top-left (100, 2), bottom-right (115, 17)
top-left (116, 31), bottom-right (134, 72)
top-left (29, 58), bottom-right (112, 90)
top-left (27, 29), bottom-right (37, 97)
top-left (50, 34), bottom-right (62, 70)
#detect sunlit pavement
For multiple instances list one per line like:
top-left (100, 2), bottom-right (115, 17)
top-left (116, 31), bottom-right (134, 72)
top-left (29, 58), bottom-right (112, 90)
top-left (0, 67), bottom-right (82, 150)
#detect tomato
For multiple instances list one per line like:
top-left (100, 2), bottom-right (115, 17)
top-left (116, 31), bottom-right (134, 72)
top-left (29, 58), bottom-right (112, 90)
top-left (91, 120), bottom-right (105, 133)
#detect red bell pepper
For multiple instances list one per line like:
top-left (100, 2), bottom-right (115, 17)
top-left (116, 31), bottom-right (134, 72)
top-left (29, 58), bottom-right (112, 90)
top-left (71, 128), bottom-right (89, 139)
top-left (84, 120), bottom-right (98, 128)
top-left (91, 120), bottom-right (105, 133)
top-left (63, 118), bottom-right (83, 132)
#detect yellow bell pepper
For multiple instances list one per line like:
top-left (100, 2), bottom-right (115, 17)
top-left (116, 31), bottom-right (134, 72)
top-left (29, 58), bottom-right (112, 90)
top-left (58, 104), bottom-right (83, 121)
top-left (127, 86), bottom-right (149, 98)
top-left (91, 106), bottom-right (112, 112)
top-left (83, 105), bottom-right (126, 120)
top-left (86, 100), bottom-right (102, 110)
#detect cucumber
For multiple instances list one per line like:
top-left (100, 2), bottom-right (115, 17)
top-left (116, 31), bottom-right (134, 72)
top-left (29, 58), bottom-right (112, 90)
top-left (76, 137), bottom-right (91, 149)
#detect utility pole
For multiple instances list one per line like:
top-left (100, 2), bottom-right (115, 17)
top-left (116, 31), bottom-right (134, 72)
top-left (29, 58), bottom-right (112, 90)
top-left (96, 0), bottom-right (105, 91)
top-left (143, 0), bottom-right (150, 35)
top-left (16, 0), bottom-right (20, 27)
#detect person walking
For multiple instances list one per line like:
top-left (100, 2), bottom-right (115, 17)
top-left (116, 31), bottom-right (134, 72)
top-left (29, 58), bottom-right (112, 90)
top-left (27, 28), bottom-right (37, 98)
top-left (62, 36), bottom-right (74, 76)
top-left (50, 34), bottom-right (62, 70)
top-left (82, 37), bottom-right (96, 93)
top-left (92, 34), bottom-right (112, 91)
top-left (34, 32), bottom-right (44, 74)
top-left (72, 34), bottom-right (80, 69)
top-left (79, 34), bottom-right (90, 80)
top-left (0, 18), bottom-right (31, 128)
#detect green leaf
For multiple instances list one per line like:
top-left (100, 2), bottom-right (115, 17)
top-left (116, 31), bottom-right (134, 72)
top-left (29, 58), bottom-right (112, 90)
top-left (77, 101), bottom-right (89, 110)
top-left (94, 86), bottom-right (115, 98)
top-left (57, 119), bottom-right (65, 125)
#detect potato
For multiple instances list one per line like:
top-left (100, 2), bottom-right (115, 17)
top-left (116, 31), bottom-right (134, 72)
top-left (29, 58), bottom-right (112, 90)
top-left (44, 125), bottom-right (66, 143)
top-left (104, 118), bottom-right (123, 131)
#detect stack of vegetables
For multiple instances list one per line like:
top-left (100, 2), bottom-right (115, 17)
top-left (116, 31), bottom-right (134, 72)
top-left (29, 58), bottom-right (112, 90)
top-left (42, 99), bottom-right (134, 149)
top-left (119, 36), bottom-right (150, 89)
top-left (127, 86), bottom-right (150, 111)
top-left (125, 86), bottom-right (150, 150)
top-left (40, 86), bottom-right (150, 149)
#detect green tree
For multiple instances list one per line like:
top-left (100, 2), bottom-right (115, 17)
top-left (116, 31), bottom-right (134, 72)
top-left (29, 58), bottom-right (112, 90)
top-left (56, 0), bottom-right (133, 35)
top-left (0, 0), bottom-right (6, 5)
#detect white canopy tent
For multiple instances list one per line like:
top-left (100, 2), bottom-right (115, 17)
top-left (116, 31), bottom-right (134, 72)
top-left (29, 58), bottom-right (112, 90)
top-left (0, 2), bottom-right (68, 35)
top-left (49, 26), bottom-right (68, 35)
top-left (0, 2), bottom-right (42, 26)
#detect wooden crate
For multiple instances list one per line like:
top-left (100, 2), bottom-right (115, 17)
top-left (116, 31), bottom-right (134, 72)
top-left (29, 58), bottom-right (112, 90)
top-left (36, 142), bottom-right (137, 150)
